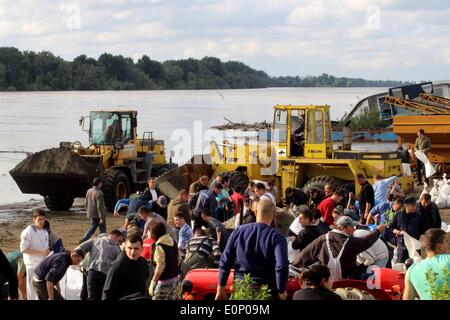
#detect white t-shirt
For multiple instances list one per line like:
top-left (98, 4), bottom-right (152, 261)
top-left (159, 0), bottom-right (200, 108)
top-left (150, 188), bottom-right (158, 201)
top-left (353, 229), bottom-right (389, 266)
top-left (20, 225), bottom-right (49, 267)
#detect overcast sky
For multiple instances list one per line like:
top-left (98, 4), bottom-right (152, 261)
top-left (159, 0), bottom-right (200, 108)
top-left (0, 0), bottom-right (449, 81)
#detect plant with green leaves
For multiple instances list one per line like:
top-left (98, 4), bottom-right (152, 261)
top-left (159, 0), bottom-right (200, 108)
top-left (229, 274), bottom-right (272, 300)
top-left (425, 267), bottom-right (450, 300)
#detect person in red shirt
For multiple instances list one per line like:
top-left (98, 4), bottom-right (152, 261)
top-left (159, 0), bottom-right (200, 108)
top-left (317, 190), bottom-right (345, 225)
top-left (230, 186), bottom-right (246, 215)
top-left (141, 227), bottom-right (155, 262)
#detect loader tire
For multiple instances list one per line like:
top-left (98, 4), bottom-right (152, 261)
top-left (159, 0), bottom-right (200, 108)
top-left (228, 171), bottom-right (249, 193)
top-left (44, 194), bottom-right (74, 211)
top-left (302, 175), bottom-right (342, 193)
top-left (103, 169), bottom-right (130, 212)
top-left (337, 182), bottom-right (355, 195)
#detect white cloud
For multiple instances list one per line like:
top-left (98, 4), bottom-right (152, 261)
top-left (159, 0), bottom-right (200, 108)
top-left (113, 10), bottom-right (131, 20)
top-left (0, 0), bottom-right (448, 80)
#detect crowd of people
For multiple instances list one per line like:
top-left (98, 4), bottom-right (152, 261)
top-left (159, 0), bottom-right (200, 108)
top-left (1, 167), bottom-right (449, 301)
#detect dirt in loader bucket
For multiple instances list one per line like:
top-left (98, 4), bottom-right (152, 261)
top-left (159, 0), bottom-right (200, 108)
top-left (10, 148), bottom-right (96, 175)
top-left (10, 147), bottom-right (100, 198)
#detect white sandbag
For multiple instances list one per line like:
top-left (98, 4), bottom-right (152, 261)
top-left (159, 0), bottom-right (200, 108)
top-left (430, 179), bottom-right (439, 203)
top-left (286, 237), bottom-right (300, 263)
top-left (447, 194), bottom-right (450, 209)
top-left (401, 231), bottom-right (422, 263)
top-left (289, 217), bottom-right (303, 236)
top-left (59, 266), bottom-right (83, 300)
top-left (391, 247), bottom-right (406, 271)
top-left (435, 194), bottom-right (447, 209)
top-left (402, 163), bottom-right (412, 176)
top-left (415, 151), bottom-right (436, 178)
top-left (442, 180), bottom-right (450, 198)
top-left (442, 222), bottom-right (450, 233)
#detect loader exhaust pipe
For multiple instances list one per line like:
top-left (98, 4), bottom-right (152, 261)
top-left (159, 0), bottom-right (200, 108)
top-left (343, 125), bottom-right (352, 151)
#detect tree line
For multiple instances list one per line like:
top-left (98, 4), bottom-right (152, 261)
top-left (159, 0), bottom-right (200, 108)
top-left (0, 47), bottom-right (408, 91)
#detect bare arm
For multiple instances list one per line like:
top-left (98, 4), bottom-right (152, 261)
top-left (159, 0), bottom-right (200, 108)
top-left (403, 272), bottom-right (418, 300)
top-left (46, 281), bottom-right (55, 300)
top-left (22, 248), bottom-right (49, 256)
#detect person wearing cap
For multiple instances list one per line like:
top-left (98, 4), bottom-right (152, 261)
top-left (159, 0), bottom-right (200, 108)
top-left (390, 196), bottom-right (422, 263)
top-left (331, 205), bottom-right (345, 226)
top-left (293, 216), bottom-right (386, 280)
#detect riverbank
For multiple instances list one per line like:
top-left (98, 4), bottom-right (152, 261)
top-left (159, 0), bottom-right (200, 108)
top-left (0, 198), bottom-right (124, 252)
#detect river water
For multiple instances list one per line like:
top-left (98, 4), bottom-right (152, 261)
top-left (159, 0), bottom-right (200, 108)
top-left (0, 87), bottom-right (391, 205)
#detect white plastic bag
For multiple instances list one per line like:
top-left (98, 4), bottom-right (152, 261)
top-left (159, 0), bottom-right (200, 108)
top-left (402, 163), bottom-right (412, 176)
top-left (435, 194), bottom-right (447, 209)
top-left (59, 266), bottom-right (83, 300)
top-left (401, 231), bottom-right (422, 263)
top-left (430, 179), bottom-right (440, 202)
top-left (415, 151), bottom-right (436, 178)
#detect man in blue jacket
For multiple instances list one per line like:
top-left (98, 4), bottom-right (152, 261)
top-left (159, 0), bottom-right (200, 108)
top-left (215, 198), bottom-right (289, 300)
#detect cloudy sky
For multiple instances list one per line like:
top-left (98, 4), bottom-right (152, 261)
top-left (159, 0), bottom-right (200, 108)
top-left (0, 0), bottom-right (449, 81)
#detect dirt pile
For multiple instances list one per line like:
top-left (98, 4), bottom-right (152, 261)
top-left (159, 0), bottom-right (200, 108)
top-left (10, 148), bottom-right (96, 176)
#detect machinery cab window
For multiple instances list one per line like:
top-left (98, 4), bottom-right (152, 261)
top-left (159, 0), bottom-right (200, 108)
top-left (290, 109), bottom-right (305, 156)
top-left (273, 109), bottom-right (288, 143)
top-left (121, 114), bottom-right (132, 142)
top-left (306, 110), bottom-right (324, 144)
top-left (91, 112), bottom-right (123, 145)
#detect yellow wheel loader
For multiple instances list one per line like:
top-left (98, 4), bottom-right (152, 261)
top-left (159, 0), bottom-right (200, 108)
top-left (10, 110), bottom-right (176, 211)
top-left (158, 105), bottom-right (414, 202)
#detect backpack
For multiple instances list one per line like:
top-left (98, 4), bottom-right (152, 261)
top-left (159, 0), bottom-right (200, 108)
top-left (326, 233), bottom-right (349, 281)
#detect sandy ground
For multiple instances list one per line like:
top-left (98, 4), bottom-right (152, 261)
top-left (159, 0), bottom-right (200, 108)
top-left (0, 198), bottom-right (125, 252)
top-left (1, 190), bottom-right (450, 253)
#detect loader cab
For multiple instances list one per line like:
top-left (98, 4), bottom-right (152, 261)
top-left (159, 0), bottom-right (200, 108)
top-left (88, 111), bottom-right (137, 146)
top-left (272, 105), bottom-right (333, 159)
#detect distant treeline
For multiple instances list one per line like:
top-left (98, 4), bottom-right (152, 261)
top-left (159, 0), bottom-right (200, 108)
top-left (0, 47), bottom-right (408, 91)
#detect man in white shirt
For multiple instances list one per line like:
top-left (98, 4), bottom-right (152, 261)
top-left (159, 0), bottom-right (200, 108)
top-left (143, 177), bottom-right (160, 202)
top-left (353, 228), bottom-right (390, 269)
top-left (20, 209), bottom-right (49, 300)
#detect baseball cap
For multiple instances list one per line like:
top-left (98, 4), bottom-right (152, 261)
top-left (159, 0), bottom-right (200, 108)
top-left (332, 205), bottom-right (344, 216)
top-left (336, 216), bottom-right (359, 228)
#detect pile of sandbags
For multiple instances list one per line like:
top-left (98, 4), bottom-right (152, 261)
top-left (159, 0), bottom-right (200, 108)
top-left (425, 174), bottom-right (450, 209)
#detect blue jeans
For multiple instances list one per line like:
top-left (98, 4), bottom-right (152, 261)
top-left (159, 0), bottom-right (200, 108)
top-left (81, 218), bottom-right (106, 242)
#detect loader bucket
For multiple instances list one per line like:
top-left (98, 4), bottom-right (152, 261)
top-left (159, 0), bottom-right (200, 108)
top-left (156, 154), bottom-right (214, 199)
top-left (9, 147), bottom-right (101, 198)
